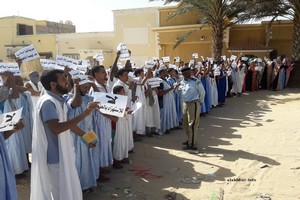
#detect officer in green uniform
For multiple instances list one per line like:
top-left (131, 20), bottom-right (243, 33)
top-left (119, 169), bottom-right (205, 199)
top-left (179, 67), bottom-right (205, 150)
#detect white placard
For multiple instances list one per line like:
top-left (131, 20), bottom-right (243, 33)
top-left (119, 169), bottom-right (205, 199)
top-left (0, 107), bottom-right (23, 132)
top-left (192, 53), bottom-right (198, 59)
top-left (230, 55), bottom-right (237, 61)
top-left (241, 57), bottom-right (248, 61)
top-left (77, 75), bottom-right (93, 85)
top-left (145, 60), bottom-right (157, 69)
top-left (117, 43), bottom-right (130, 61)
top-left (56, 55), bottom-right (78, 68)
top-left (0, 62), bottom-right (21, 76)
top-left (162, 56), bottom-right (170, 63)
top-left (77, 60), bottom-right (91, 72)
top-left (14, 44), bottom-right (40, 62)
top-left (221, 55), bottom-right (226, 61)
top-left (131, 102), bottom-right (142, 114)
top-left (93, 92), bottom-right (128, 117)
top-left (147, 77), bottom-right (162, 86)
top-left (93, 54), bottom-right (104, 62)
top-left (69, 70), bottom-right (84, 78)
top-left (174, 57), bottom-right (180, 63)
top-left (201, 56), bottom-right (205, 61)
top-left (40, 59), bottom-right (58, 70)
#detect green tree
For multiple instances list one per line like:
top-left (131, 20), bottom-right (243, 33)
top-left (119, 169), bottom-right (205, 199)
top-left (152, 0), bottom-right (252, 60)
top-left (244, 0), bottom-right (300, 61)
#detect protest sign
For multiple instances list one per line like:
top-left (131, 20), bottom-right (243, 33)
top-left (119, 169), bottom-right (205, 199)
top-left (117, 43), bottom-right (130, 61)
top-left (230, 55), bottom-right (237, 61)
top-left (93, 53), bottom-right (104, 62)
top-left (162, 56), bottom-right (170, 63)
top-left (56, 55), bottom-right (78, 68)
top-left (192, 53), bottom-right (198, 59)
top-left (15, 45), bottom-right (40, 62)
top-left (40, 59), bottom-right (58, 70)
top-left (0, 62), bottom-right (21, 76)
top-left (221, 55), bottom-right (226, 61)
top-left (147, 77), bottom-right (162, 88)
top-left (77, 60), bottom-right (91, 72)
top-left (145, 60), bottom-right (157, 69)
top-left (174, 57), bottom-right (180, 63)
top-left (93, 92), bottom-right (128, 117)
top-left (0, 107), bottom-right (23, 132)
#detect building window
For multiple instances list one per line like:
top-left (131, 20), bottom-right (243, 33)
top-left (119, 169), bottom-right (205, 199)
top-left (17, 24), bottom-right (33, 35)
top-left (62, 54), bottom-right (80, 60)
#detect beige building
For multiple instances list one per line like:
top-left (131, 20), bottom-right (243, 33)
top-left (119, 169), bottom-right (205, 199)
top-left (0, 4), bottom-right (293, 78)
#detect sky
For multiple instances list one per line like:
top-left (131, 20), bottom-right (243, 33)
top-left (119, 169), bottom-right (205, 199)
top-left (1, 0), bottom-right (178, 33)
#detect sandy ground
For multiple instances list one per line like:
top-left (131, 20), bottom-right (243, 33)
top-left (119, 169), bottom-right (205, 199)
top-left (16, 88), bottom-right (300, 200)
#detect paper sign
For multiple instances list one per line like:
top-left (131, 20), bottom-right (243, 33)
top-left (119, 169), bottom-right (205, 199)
top-left (93, 53), bottom-right (104, 62)
top-left (201, 56), bottom-right (205, 61)
top-left (0, 62), bottom-right (21, 76)
top-left (77, 75), bottom-right (93, 85)
top-left (69, 70), bottom-right (84, 78)
top-left (93, 92), bottom-right (128, 117)
top-left (40, 59), bottom-right (58, 70)
top-left (230, 55), bottom-right (237, 61)
top-left (77, 60), bottom-right (91, 72)
top-left (56, 55), bottom-right (78, 68)
top-left (192, 53), bottom-right (198, 59)
top-left (0, 107), bottom-right (23, 132)
top-left (147, 77), bottom-right (162, 87)
top-left (162, 56), bottom-right (170, 63)
top-left (131, 102), bottom-right (142, 114)
top-left (241, 57), bottom-right (248, 61)
top-left (145, 60), bottom-right (157, 69)
top-left (14, 45), bottom-right (40, 62)
top-left (221, 55), bottom-right (226, 61)
top-left (174, 57), bottom-right (180, 63)
top-left (117, 43), bottom-right (130, 61)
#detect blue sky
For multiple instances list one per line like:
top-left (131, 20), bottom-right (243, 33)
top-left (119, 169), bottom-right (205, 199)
top-left (1, 0), bottom-right (178, 32)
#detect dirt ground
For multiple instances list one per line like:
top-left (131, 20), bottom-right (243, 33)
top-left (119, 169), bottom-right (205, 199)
top-left (17, 88), bottom-right (300, 200)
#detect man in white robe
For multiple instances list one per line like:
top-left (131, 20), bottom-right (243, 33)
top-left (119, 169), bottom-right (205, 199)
top-left (30, 69), bottom-right (99, 200)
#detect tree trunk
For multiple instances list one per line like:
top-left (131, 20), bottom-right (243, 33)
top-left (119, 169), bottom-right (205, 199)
top-left (292, 2), bottom-right (300, 62)
top-left (287, 2), bottom-right (300, 88)
top-left (211, 21), bottom-right (223, 61)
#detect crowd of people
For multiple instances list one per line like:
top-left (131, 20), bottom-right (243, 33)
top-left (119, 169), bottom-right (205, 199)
top-left (0, 50), bottom-right (295, 199)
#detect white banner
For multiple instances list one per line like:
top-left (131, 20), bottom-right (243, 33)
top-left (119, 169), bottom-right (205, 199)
top-left (14, 44), bottom-right (40, 62)
top-left (0, 107), bottom-right (23, 132)
top-left (93, 92), bottom-right (128, 117)
top-left (40, 59), bottom-right (58, 70)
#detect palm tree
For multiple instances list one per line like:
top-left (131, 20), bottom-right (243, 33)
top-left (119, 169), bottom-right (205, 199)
top-left (152, 0), bottom-right (252, 60)
top-left (243, 0), bottom-right (300, 62)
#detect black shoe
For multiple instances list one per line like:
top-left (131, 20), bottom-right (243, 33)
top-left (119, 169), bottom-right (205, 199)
top-left (128, 149), bottom-right (134, 154)
top-left (182, 141), bottom-right (188, 145)
top-left (134, 137), bottom-right (143, 142)
top-left (164, 130), bottom-right (171, 134)
top-left (146, 133), bottom-right (154, 137)
top-left (182, 146), bottom-right (197, 150)
top-left (151, 131), bottom-right (160, 135)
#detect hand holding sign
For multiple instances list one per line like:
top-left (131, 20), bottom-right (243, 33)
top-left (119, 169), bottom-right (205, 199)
top-left (14, 45), bottom-right (40, 63)
top-left (0, 108), bottom-right (23, 132)
top-left (84, 102), bottom-right (100, 116)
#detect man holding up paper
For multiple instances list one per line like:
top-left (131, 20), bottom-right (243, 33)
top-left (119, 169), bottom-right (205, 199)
top-left (31, 69), bottom-right (99, 200)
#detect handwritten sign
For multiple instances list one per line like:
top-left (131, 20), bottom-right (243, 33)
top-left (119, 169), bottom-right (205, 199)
top-left (162, 56), bottom-right (170, 63)
top-left (221, 55), bottom-right (226, 61)
top-left (93, 92), bottom-right (128, 117)
top-left (230, 55), bottom-right (237, 61)
top-left (93, 53), bottom-right (104, 62)
top-left (145, 60), bottom-right (157, 69)
top-left (147, 77), bottom-right (162, 88)
top-left (77, 60), bottom-right (91, 72)
top-left (0, 107), bottom-right (23, 132)
top-left (192, 53), bottom-right (198, 59)
top-left (0, 62), bottom-right (21, 76)
top-left (78, 75), bottom-right (93, 85)
top-left (14, 45), bottom-right (40, 62)
top-left (117, 43), bottom-right (130, 61)
top-left (69, 70), bottom-right (84, 78)
top-left (56, 55), bottom-right (78, 68)
top-left (174, 57), bottom-right (180, 63)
